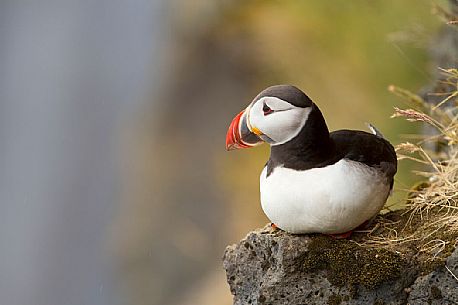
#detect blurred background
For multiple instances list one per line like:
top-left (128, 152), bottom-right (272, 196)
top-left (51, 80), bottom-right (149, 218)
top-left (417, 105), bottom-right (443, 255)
top-left (0, 1), bottom-right (450, 304)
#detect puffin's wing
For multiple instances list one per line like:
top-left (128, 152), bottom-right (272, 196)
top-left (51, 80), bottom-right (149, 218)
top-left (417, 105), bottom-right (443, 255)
top-left (330, 130), bottom-right (397, 188)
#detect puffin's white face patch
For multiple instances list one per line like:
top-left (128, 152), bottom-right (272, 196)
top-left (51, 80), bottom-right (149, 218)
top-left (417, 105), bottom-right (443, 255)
top-left (248, 96), bottom-right (311, 145)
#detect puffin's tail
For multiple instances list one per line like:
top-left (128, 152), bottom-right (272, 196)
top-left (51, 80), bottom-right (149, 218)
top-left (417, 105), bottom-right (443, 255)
top-left (366, 122), bottom-right (385, 139)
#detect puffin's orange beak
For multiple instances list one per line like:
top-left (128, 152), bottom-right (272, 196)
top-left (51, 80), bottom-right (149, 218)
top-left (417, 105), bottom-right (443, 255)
top-left (226, 108), bottom-right (263, 151)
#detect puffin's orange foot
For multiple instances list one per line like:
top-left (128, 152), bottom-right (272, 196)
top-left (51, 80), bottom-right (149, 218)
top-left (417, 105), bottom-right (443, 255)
top-left (270, 223), bottom-right (279, 231)
top-left (326, 230), bottom-right (353, 239)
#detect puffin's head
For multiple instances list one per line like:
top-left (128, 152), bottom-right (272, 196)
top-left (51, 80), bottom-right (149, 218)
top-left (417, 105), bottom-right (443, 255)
top-left (226, 85), bottom-right (313, 150)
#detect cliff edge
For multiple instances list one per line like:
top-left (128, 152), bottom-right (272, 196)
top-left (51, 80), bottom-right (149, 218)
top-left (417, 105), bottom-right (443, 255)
top-left (223, 223), bottom-right (458, 305)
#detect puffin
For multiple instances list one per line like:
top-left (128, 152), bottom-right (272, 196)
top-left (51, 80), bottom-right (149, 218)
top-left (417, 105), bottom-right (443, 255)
top-left (225, 85), bottom-right (397, 237)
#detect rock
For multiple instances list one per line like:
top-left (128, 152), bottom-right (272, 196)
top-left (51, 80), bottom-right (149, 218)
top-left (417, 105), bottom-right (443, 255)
top-left (408, 248), bottom-right (458, 305)
top-left (222, 224), bottom-right (457, 305)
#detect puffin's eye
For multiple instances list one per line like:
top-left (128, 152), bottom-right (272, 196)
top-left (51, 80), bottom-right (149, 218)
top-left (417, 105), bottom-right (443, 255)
top-left (263, 104), bottom-right (273, 115)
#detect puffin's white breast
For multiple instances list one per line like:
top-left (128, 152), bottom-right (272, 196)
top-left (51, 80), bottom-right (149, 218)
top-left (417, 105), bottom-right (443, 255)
top-left (260, 159), bottom-right (390, 234)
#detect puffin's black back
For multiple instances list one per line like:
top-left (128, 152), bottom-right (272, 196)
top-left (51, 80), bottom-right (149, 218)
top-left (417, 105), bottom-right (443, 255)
top-left (330, 130), bottom-right (397, 187)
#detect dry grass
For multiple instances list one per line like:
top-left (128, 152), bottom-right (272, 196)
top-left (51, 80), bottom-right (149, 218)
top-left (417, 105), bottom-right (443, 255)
top-left (354, 68), bottom-right (458, 261)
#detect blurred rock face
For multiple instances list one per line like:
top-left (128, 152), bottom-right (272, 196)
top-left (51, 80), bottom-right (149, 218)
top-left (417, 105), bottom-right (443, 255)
top-left (0, 1), bottom-right (162, 305)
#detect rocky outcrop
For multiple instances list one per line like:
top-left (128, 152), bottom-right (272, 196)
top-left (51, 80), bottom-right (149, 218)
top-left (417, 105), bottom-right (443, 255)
top-left (223, 225), bottom-right (458, 305)
top-left (408, 248), bottom-right (458, 305)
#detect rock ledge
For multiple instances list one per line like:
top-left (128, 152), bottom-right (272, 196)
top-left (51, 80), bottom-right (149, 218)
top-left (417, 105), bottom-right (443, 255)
top-left (223, 225), bottom-right (458, 305)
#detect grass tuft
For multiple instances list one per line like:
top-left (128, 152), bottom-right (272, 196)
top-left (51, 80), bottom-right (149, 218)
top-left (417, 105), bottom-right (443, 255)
top-left (355, 68), bottom-right (458, 261)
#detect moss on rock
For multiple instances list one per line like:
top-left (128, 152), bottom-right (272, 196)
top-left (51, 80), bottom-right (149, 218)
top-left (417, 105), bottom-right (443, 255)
top-left (303, 235), bottom-right (405, 289)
